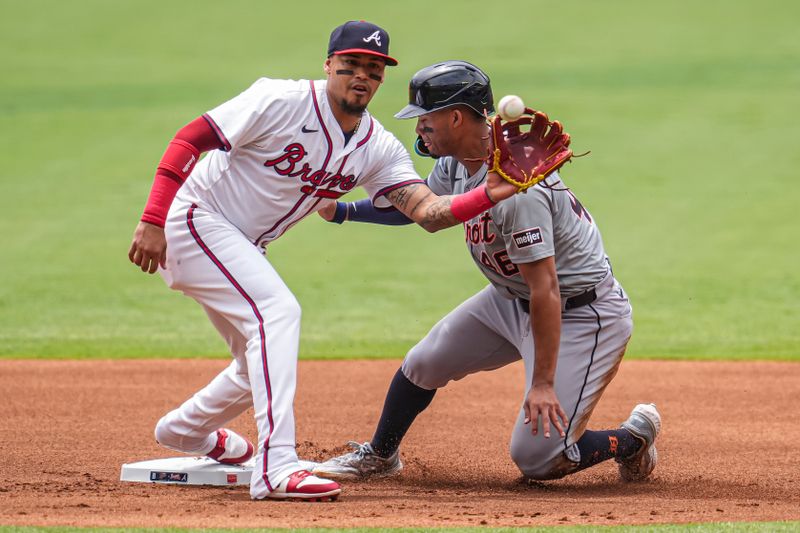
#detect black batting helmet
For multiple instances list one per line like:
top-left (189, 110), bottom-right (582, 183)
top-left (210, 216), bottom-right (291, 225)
top-left (394, 60), bottom-right (494, 119)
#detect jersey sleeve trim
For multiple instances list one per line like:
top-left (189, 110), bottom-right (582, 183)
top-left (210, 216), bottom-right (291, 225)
top-left (202, 113), bottom-right (232, 152)
top-left (372, 179), bottom-right (426, 202)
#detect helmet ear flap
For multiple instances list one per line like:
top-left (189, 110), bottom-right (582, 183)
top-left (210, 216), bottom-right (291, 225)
top-left (414, 135), bottom-right (439, 159)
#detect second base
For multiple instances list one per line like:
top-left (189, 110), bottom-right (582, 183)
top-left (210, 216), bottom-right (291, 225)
top-left (120, 456), bottom-right (319, 486)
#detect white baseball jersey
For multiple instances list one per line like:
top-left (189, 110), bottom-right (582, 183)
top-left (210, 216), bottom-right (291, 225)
top-left (157, 77), bottom-right (424, 499)
top-left (177, 77), bottom-right (423, 246)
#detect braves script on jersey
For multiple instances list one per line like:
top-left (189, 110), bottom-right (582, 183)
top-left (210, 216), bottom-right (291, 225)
top-left (178, 77), bottom-right (422, 247)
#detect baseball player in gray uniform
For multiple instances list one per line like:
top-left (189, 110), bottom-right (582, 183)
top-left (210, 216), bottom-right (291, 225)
top-left (313, 61), bottom-right (662, 483)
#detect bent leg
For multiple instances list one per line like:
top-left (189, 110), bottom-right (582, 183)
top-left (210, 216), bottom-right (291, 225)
top-left (154, 358), bottom-right (252, 453)
top-left (162, 201), bottom-right (303, 499)
top-left (154, 303), bottom-right (252, 453)
top-left (372, 287), bottom-right (523, 454)
top-left (401, 285), bottom-right (523, 390)
top-left (510, 273), bottom-right (633, 479)
top-left (314, 287), bottom-right (526, 480)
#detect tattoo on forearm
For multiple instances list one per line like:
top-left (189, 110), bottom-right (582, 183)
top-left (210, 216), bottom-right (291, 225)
top-left (408, 191), bottom-right (433, 218)
top-left (387, 184), bottom-right (421, 211)
top-left (387, 185), bottom-right (459, 231)
top-left (420, 197), bottom-right (457, 230)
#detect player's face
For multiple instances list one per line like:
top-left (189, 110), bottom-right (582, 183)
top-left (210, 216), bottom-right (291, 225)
top-left (415, 108), bottom-right (458, 157)
top-left (325, 54), bottom-right (386, 116)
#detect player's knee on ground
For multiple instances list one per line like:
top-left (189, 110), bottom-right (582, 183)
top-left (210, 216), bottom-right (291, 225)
top-left (510, 435), bottom-right (577, 481)
top-left (511, 449), bottom-right (577, 480)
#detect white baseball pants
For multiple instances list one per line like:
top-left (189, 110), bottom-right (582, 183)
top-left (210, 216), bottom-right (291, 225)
top-left (155, 198), bottom-right (302, 499)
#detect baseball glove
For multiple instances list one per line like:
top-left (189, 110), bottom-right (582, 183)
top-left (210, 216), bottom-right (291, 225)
top-left (486, 108), bottom-right (573, 192)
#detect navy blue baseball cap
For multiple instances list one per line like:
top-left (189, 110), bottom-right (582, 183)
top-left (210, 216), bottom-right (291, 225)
top-left (328, 20), bottom-right (398, 66)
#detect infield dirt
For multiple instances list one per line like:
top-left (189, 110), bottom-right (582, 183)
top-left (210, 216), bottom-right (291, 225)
top-left (1, 359), bottom-right (798, 528)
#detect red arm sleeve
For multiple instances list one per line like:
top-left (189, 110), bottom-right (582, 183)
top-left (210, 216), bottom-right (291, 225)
top-left (450, 184), bottom-right (496, 222)
top-left (140, 115), bottom-right (226, 227)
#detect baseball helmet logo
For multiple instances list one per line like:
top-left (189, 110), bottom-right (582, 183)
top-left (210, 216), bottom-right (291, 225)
top-left (362, 30), bottom-right (382, 46)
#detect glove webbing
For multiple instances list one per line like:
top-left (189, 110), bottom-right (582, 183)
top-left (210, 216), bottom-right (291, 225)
top-left (488, 149), bottom-right (563, 192)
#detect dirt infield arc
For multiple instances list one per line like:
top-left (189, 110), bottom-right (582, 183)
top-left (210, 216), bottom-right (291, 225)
top-left (1, 359), bottom-right (798, 528)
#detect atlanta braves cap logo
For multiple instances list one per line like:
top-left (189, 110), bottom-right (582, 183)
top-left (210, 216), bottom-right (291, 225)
top-left (363, 30), bottom-right (382, 46)
top-left (328, 20), bottom-right (398, 66)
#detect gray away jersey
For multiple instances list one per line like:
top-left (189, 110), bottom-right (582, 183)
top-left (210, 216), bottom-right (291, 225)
top-left (427, 157), bottom-right (608, 300)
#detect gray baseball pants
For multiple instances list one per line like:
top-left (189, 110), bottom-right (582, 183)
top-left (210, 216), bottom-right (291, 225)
top-left (400, 270), bottom-right (633, 479)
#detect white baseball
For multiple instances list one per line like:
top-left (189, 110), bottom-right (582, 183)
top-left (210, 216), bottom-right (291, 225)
top-left (497, 94), bottom-right (525, 121)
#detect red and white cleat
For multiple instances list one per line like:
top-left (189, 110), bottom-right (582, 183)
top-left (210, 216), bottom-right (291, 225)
top-left (206, 428), bottom-right (254, 465)
top-left (266, 470), bottom-right (341, 502)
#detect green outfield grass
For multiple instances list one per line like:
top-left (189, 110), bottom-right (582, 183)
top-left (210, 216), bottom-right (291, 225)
top-left (1, 0), bottom-right (798, 360)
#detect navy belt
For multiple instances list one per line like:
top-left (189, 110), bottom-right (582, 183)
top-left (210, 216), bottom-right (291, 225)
top-left (518, 288), bottom-right (597, 313)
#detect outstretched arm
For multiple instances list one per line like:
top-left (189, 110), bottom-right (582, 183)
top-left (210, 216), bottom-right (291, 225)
top-left (384, 172), bottom-right (517, 232)
top-left (319, 198), bottom-right (414, 226)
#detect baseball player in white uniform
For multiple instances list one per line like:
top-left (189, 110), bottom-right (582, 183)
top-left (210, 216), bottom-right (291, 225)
top-left (128, 25), bottom-right (518, 501)
top-left (313, 61), bottom-right (662, 484)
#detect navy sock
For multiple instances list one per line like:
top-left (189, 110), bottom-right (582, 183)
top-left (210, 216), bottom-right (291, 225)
top-left (574, 428), bottom-right (643, 470)
top-left (370, 369), bottom-right (436, 458)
